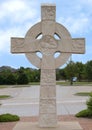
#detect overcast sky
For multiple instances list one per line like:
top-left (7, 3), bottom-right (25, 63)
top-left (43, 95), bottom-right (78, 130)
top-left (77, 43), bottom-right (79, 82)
top-left (0, 0), bottom-right (92, 69)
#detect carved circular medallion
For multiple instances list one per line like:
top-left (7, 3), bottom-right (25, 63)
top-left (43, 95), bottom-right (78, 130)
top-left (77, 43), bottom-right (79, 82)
top-left (40, 35), bottom-right (57, 55)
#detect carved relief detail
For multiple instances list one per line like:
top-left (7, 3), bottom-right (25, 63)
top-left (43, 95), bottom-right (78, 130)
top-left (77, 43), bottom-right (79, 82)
top-left (40, 35), bottom-right (57, 55)
top-left (41, 5), bottom-right (55, 20)
top-left (72, 39), bottom-right (85, 53)
top-left (39, 99), bottom-right (56, 113)
top-left (41, 69), bottom-right (55, 85)
top-left (40, 85), bottom-right (56, 99)
top-left (11, 38), bottom-right (24, 52)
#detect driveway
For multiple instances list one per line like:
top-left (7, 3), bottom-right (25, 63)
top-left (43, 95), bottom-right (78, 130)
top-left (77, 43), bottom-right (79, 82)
top-left (0, 85), bottom-right (92, 116)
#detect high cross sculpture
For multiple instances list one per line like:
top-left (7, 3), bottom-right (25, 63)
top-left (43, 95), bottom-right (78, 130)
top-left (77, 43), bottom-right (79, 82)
top-left (11, 4), bottom-right (85, 128)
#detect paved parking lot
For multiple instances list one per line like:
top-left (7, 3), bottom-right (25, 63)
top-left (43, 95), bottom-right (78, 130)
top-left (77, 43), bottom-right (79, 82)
top-left (0, 85), bottom-right (92, 116)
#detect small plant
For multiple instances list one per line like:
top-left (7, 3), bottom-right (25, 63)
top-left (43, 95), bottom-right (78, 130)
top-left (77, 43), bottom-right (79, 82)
top-left (75, 92), bottom-right (92, 118)
top-left (0, 113), bottom-right (20, 122)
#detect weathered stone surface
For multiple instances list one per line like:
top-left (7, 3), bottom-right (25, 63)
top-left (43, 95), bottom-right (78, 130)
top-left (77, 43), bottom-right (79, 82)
top-left (11, 3), bottom-right (85, 128)
top-left (57, 38), bottom-right (85, 53)
top-left (40, 85), bottom-right (56, 99)
top-left (42, 21), bottom-right (55, 35)
top-left (72, 38), bottom-right (85, 54)
top-left (13, 122), bottom-right (83, 130)
top-left (39, 113), bottom-right (57, 127)
top-left (39, 99), bottom-right (56, 113)
top-left (11, 38), bottom-right (24, 53)
top-left (25, 22), bottom-right (41, 39)
top-left (40, 69), bottom-right (55, 85)
top-left (41, 4), bottom-right (56, 21)
top-left (25, 53), bottom-right (41, 69)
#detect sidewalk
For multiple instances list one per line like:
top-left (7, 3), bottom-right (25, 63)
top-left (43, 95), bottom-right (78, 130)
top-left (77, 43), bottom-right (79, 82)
top-left (0, 115), bottom-right (92, 130)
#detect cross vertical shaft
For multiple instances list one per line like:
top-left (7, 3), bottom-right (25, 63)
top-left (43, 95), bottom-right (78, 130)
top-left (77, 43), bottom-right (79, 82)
top-left (38, 5), bottom-right (57, 127)
top-left (39, 54), bottom-right (57, 127)
top-left (39, 69), bottom-right (57, 127)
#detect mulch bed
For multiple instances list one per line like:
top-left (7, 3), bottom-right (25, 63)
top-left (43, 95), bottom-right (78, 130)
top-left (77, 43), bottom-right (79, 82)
top-left (0, 115), bottom-right (92, 130)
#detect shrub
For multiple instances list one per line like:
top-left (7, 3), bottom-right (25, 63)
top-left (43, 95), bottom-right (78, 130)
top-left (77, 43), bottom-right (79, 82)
top-left (86, 92), bottom-right (92, 110)
top-left (0, 113), bottom-right (20, 122)
top-left (75, 92), bottom-right (92, 118)
top-left (75, 109), bottom-right (92, 118)
top-left (87, 97), bottom-right (92, 110)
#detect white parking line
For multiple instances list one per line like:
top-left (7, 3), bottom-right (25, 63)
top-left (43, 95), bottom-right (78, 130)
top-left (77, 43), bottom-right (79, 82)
top-left (2, 100), bottom-right (86, 106)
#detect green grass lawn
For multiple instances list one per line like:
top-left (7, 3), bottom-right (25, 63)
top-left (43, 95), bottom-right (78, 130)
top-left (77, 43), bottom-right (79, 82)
top-left (13, 85), bottom-right (31, 88)
top-left (0, 85), bottom-right (11, 88)
top-left (56, 81), bottom-right (92, 86)
top-left (0, 81), bottom-right (92, 88)
top-left (74, 92), bottom-right (91, 96)
top-left (0, 95), bottom-right (11, 99)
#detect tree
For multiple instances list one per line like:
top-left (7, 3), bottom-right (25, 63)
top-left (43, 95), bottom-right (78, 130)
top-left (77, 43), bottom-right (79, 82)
top-left (56, 69), bottom-right (60, 80)
top-left (18, 67), bottom-right (40, 82)
top-left (0, 74), bottom-right (5, 85)
top-left (56, 69), bottom-right (67, 80)
top-left (85, 60), bottom-right (92, 81)
top-left (31, 69), bottom-right (40, 82)
top-left (59, 69), bottom-right (67, 80)
top-left (0, 69), bottom-right (14, 84)
top-left (6, 74), bottom-right (16, 85)
top-left (65, 61), bottom-right (76, 85)
top-left (17, 72), bottom-right (29, 84)
top-left (75, 62), bottom-right (85, 81)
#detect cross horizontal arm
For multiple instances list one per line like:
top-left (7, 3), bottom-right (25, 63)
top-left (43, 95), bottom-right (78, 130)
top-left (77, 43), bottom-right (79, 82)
top-left (57, 39), bottom-right (71, 53)
top-left (24, 39), bottom-right (40, 52)
top-left (11, 37), bottom-right (40, 54)
top-left (11, 37), bottom-right (25, 53)
top-left (71, 38), bottom-right (85, 54)
top-left (57, 38), bottom-right (85, 54)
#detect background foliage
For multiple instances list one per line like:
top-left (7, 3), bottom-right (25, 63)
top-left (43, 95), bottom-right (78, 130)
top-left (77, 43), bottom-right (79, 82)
top-left (0, 60), bottom-right (92, 85)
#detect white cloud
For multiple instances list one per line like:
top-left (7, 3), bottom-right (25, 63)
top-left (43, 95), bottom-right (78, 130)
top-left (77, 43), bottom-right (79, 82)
top-left (59, 15), bottom-right (90, 35)
top-left (0, 31), bottom-right (9, 53)
top-left (0, 28), bottom-right (22, 53)
top-left (0, 0), bottom-right (38, 24)
top-left (0, 17), bottom-right (41, 54)
top-left (80, 0), bottom-right (92, 5)
top-left (0, 0), bottom-right (39, 53)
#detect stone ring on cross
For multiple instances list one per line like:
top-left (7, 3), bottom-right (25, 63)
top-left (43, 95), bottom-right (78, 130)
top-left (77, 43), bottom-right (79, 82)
top-left (25, 22), bottom-right (72, 69)
top-left (11, 4), bottom-right (85, 69)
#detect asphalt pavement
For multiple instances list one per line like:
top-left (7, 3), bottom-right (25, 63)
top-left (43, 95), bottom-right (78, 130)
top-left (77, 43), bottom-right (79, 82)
top-left (0, 85), bottom-right (92, 116)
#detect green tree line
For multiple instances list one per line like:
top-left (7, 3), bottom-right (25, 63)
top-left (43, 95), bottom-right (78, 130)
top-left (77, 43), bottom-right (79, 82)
top-left (0, 67), bottom-right (40, 85)
top-left (0, 60), bottom-right (92, 85)
top-left (57, 60), bottom-right (92, 82)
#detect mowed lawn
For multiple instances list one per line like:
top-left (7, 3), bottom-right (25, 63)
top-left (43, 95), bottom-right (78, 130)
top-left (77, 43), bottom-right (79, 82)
top-left (0, 81), bottom-right (92, 88)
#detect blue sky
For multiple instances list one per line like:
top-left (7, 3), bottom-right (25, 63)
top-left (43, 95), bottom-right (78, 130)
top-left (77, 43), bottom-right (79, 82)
top-left (0, 0), bottom-right (92, 69)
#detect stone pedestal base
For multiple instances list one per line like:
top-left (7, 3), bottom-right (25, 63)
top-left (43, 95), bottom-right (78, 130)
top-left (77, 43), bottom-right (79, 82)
top-left (13, 122), bottom-right (83, 130)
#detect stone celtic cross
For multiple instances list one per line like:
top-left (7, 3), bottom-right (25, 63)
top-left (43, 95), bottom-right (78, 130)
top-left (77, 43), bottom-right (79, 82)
top-left (11, 4), bottom-right (85, 128)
